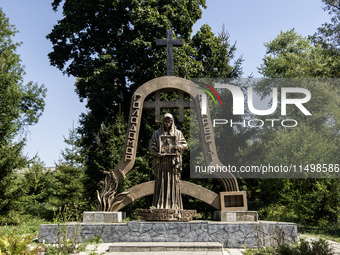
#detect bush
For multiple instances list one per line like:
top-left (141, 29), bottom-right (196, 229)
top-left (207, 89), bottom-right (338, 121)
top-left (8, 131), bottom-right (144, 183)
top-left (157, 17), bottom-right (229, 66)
top-left (0, 211), bottom-right (21, 226)
top-left (0, 230), bottom-right (44, 254)
top-left (244, 238), bottom-right (334, 255)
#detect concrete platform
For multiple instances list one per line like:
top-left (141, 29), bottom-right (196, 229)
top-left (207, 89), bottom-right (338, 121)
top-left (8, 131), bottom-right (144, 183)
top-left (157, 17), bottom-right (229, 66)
top-left (39, 220), bottom-right (297, 248)
top-left (104, 252), bottom-right (225, 255)
top-left (108, 242), bottom-right (223, 252)
top-left (71, 234), bottom-right (340, 255)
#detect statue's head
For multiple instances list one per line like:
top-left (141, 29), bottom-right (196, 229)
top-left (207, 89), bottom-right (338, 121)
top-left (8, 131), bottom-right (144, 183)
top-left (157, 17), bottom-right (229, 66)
top-left (163, 113), bottom-right (173, 130)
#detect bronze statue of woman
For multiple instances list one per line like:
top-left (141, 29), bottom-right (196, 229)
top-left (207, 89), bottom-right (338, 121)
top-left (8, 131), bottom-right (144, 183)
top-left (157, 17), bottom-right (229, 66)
top-left (148, 113), bottom-right (187, 209)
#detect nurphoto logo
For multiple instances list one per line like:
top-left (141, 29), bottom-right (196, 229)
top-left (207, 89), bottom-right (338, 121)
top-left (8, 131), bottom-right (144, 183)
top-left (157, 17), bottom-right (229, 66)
top-left (198, 82), bottom-right (312, 128)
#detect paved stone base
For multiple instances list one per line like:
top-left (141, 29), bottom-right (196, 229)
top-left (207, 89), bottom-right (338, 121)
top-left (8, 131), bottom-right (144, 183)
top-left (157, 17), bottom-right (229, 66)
top-left (135, 209), bottom-right (200, 221)
top-left (38, 221), bottom-right (297, 248)
top-left (108, 242), bottom-right (223, 252)
top-left (83, 211), bottom-right (126, 223)
top-left (213, 211), bottom-right (258, 222)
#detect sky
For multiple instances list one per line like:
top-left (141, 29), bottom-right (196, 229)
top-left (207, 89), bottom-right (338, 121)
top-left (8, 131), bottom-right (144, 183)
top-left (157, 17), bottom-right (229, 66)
top-left (0, 0), bottom-right (331, 166)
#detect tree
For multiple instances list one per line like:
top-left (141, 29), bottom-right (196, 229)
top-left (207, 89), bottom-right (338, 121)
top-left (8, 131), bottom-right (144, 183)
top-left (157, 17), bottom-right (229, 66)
top-left (192, 24), bottom-right (243, 78)
top-left (259, 29), bottom-right (339, 78)
top-left (0, 8), bottom-right (46, 214)
top-left (308, 0), bottom-right (340, 77)
top-left (51, 125), bottom-right (87, 212)
top-left (310, 2), bottom-right (340, 49)
top-left (58, 123), bottom-right (83, 168)
top-left (47, 0), bottom-right (243, 206)
top-left (257, 29), bottom-right (340, 132)
top-left (241, 28), bottom-right (340, 226)
top-left (19, 159), bottom-right (55, 219)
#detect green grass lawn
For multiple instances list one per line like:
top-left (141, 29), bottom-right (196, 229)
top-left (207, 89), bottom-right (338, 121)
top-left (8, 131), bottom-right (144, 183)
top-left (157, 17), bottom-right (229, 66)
top-left (0, 215), bottom-right (49, 236)
top-left (299, 225), bottom-right (340, 243)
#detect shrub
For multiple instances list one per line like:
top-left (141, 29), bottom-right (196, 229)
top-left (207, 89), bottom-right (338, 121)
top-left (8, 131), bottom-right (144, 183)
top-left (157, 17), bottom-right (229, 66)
top-left (0, 230), bottom-right (44, 254)
top-left (244, 238), bottom-right (334, 255)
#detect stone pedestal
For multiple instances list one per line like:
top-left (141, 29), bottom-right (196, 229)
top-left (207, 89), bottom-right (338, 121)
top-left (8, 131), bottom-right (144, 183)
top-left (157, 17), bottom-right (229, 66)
top-left (214, 211), bottom-right (258, 222)
top-left (134, 209), bottom-right (200, 222)
top-left (83, 211), bottom-right (126, 223)
top-left (38, 221), bottom-right (298, 248)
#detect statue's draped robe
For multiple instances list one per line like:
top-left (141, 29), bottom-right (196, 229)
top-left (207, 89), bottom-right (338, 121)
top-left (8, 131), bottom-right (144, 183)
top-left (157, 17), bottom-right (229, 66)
top-left (149, 120), bottom-right (187, 209)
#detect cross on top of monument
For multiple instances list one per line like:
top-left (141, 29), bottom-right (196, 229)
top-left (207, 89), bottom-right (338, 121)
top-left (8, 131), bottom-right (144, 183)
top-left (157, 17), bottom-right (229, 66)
top-left (156, 29), bottom-right (183, 76)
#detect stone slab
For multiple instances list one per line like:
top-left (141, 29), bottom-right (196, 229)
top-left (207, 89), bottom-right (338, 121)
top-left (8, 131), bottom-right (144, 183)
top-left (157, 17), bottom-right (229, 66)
top-left (38, 221), bottom-right (297, 248)
top-left (104, 252), bottom-right (223, 255)
top-left (135, 209), bottom-right (200, 221)
top-left (108, 242), bottom-right (223, 252)
top-left (213, 211), bottom-right (258, 222)
top-left (83, 211), bottom-right (126, 223)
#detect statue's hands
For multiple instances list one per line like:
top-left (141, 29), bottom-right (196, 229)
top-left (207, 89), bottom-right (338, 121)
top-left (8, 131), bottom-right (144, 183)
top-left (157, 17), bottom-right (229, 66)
top-left (174, 145), bottom-right (183, 151)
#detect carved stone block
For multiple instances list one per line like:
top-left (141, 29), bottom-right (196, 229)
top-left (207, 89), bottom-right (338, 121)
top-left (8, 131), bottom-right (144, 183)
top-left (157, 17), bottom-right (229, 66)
top-left (83, 211), bottom-right (126, 223)
top-left (214, 211), bottom-right (258, 222)
top-left (134, 209), bottom-right (200, 222)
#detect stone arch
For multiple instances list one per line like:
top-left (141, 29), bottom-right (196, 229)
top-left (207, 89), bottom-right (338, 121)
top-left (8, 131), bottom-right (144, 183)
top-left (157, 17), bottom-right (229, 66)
top-left (111, 180), bottom-right (221, 212)
top-left (113, 76), bottom-right (238, 191)
top-left (98, 76), bottom-right (240, 212)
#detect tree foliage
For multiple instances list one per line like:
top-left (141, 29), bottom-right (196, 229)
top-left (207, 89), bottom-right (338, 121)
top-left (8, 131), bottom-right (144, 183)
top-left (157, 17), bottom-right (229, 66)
top-left (192, 24), bottom-right (243, 78)
top-left (259, 29), bottom-right (339, 78)
top-left (311, 0), bottom-right (340, 49)
top-left (244, 26), bottom-right (340, 226)
top-left (51, 126), bottom-right (87, 212)
top-left (19, 159), bottom-right (54, 219)
top-left (0, 8), bottom-right (46, 215)
top-left (309, 0), bottom-right (340, 77)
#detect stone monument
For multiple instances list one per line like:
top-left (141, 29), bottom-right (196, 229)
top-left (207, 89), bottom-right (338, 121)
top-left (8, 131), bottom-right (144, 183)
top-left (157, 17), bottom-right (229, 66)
top-left (94, 29), bottom-right (249, 218)
top-left (38, 30), bottom-right (297, 248)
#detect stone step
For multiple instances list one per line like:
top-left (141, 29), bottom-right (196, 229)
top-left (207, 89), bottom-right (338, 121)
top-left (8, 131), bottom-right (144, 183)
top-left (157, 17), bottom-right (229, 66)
top-left (108, 242), bottom-right (223, 252)
top-left (105, 252), bottom-right (224, 255)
